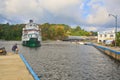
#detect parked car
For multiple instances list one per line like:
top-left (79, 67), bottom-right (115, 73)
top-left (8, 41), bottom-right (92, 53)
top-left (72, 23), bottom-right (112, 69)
top-left (84, 42), bottom-right (92, 45)
top-left (105, 40), bottom-right (113, 45)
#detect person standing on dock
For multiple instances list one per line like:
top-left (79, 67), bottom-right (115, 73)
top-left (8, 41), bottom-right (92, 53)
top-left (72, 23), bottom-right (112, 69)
top-left (12, 43), bottom-right (19, 54)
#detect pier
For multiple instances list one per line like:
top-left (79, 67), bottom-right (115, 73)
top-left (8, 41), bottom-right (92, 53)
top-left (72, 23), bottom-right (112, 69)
top-left (0, 53), bottom-right (34, 80)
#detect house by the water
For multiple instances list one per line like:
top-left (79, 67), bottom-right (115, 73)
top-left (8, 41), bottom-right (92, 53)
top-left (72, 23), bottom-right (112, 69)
top-left (97, 30), bottom-right (115, 43)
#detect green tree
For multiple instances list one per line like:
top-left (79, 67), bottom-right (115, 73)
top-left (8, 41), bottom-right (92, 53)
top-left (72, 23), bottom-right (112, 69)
top-left (116, 32), bottom-right (120, 46)
top-left (75, 26), bottom-right (81, 31)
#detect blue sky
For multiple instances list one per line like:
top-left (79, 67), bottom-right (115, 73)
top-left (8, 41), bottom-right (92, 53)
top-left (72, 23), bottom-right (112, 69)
top-left (0, 0), bottom-right (120, 31)
top-left (82, 0), bottom-right (91, 17)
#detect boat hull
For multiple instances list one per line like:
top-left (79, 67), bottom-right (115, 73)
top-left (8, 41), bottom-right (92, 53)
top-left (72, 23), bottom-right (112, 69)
top-left (22, 38), bottom-right (41, 47)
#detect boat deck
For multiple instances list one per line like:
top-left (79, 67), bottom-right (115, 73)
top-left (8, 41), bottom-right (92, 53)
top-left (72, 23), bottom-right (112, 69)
top-left (0, 53), bottom-right (34, 80)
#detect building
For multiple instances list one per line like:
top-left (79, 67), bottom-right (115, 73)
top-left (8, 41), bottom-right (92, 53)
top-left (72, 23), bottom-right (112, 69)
top-left (98, 30), bottom-right (115, 43)
top-left (63, 36), bottom-right (85, 41)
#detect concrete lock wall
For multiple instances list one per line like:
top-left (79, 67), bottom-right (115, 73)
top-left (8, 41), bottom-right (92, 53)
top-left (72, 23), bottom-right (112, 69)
top-left (93, 44), bottom-right (120, 61)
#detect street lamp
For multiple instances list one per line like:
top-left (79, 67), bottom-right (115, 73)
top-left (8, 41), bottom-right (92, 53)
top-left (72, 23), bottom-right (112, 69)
top-left (109, 14), bottom-right (117, 47)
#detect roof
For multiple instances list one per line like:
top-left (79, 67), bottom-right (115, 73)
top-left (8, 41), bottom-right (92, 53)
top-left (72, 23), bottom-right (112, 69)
top-left (66, 36), bottom-right (86, 40)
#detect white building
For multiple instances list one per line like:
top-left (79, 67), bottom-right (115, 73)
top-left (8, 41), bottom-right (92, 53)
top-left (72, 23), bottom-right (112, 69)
top-left (98, 30), bottom-right (115, 43)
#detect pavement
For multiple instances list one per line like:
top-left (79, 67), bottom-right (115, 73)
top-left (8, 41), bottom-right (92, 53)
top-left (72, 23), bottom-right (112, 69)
top-left (0, 53), bottom-right (34, 80)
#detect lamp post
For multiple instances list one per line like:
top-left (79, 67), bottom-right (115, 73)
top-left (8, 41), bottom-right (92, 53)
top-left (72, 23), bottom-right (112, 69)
top-left (109, 14), bottom-right (117, 47)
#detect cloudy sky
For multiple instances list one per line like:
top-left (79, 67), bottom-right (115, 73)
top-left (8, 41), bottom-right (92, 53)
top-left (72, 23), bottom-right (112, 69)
top-left (0, 0), bottom-right (120, 31)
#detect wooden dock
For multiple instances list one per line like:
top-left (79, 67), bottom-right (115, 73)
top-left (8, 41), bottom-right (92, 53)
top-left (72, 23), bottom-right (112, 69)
top-left (0, 53), bottom-right (34, 80)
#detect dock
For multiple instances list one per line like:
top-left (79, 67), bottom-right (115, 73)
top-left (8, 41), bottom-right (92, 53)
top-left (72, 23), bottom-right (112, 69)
top-left (0, 53), bottom-right (34, 80)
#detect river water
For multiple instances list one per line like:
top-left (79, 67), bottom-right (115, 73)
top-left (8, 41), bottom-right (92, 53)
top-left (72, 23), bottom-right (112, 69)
top-left (1, 41), bottom-right (120, 80)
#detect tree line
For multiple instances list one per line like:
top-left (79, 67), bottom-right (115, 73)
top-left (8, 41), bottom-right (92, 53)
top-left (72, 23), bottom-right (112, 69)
top-left (0, 23), bottom-right (97, 41)
top-left (0, 24), bottom-right (24, 40)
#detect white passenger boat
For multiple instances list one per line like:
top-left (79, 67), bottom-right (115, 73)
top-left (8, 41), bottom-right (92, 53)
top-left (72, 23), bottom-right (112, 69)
top-left (22, 20), bottom-right (41, 47)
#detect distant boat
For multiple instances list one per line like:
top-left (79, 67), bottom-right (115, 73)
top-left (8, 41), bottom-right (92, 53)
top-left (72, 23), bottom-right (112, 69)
top-left (22, 20), bottom-right (41, 47)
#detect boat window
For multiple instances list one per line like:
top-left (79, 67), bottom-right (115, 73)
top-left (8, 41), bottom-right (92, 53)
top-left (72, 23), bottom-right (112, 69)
top-left (28, 34), bottom-right (32, 37)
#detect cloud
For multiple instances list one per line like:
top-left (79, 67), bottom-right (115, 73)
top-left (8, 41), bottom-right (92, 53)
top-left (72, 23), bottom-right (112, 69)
top-left (103, 0), bottom-right (120, 15)
top-left (0, 0), bottom-right (44, 23)
top-left (87, 6), bottom-right (110, 25)
top-left (0, 0), bottom-right (120, 31)
top-left (83, 26), bottom-right (98, 31)
top-left (81, 0), bottom-right (120, 31)
top-left (40, 0), bottom-right (80, 14)
top-left (0, 0), bottom-right (83, 24)
top-left (84, 0), bottom-right (109, 25)
top-left (5, 0), bottom-right (40, 13)
top-left (40, 0), bottom-right (83, 25)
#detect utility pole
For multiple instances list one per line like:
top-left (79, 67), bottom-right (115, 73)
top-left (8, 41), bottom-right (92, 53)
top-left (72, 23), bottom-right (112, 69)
top-left (109, 14), bottom-right (117, 47)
